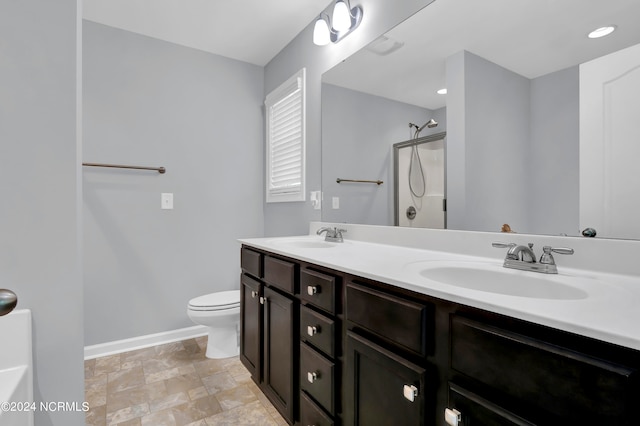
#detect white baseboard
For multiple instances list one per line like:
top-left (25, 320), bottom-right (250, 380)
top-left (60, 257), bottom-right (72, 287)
top-left (84, 325), bottom-right (208, 360)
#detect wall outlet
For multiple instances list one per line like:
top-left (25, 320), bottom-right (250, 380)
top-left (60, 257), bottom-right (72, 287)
top-left (161, 193), bottom-right (174, 209)
top-left (332, 197), bottom-right (339, 209)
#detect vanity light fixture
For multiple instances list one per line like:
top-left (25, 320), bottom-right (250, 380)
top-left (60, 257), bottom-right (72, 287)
top-left (313, 0), bottom-right (363, 46)
top-left (313, 13), bottom-right (332, 46)
top-left (437, 88), bottom-right (447, 95)
top-left (332, 0), bottom-right (352, 32)
top-left (588, 25), bottom-right (616, 39)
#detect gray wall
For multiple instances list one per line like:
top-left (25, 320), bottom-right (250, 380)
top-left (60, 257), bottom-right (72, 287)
top-left (83, 22), bottom-right (264, 345)
top-left (264, 0), bottom-right (436, 236)
top-left (447, 51), bottom-right (579, 235)
top-left (448, 51), bottom-right (531, 233)
top-left (529, 66), bottom-right (579, 236)
top-left (321, 84), bottom-right (431, 225)
top-left (0, 0), bottom-right (85, 425)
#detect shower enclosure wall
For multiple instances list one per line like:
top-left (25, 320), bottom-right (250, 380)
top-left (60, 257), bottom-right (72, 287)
top-left (394, 133), bottom-right (446, 228)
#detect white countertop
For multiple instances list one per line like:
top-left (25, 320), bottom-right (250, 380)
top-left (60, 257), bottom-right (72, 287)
top-left (239, 232), bottom-right (640, 351)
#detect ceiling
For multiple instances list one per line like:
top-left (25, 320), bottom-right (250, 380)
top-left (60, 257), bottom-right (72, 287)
top-left (323, 0), bottom-right (640, 110)
top-left (83, 0), bottom-right (331, 66)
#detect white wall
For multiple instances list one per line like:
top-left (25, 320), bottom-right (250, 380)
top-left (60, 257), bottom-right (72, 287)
top-left (264, 0), bottom-right (436, 236)
top-left (0, 0), bottom-right (85, 424)
top-left (83, 22), bottom-right (264, 345)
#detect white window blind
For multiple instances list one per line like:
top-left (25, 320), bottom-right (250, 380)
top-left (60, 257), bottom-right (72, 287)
top-left (265, 68), bottom-right (306, 203)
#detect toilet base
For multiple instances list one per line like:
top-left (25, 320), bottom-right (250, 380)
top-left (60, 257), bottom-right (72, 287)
top-left (205, 324), bottom-right (239, 359)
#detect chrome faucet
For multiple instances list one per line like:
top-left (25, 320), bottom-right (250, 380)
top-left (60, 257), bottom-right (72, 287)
top-left (316, 226), bottom-right (347, 243)
top-left (493, 242), bottom-right (573, 274)
top-left (506, 243), bottom-right (536, 263)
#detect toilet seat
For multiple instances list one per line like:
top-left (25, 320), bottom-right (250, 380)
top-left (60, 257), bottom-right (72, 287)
top-left (188, 290), bottom-right (240, 312)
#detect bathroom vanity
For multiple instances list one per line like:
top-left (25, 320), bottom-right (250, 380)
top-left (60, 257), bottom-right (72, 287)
top-left (239, 225), bottom-right (640, 425)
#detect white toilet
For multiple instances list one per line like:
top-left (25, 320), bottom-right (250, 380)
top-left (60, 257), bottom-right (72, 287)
top-left (187, 290), bottom-right (240, 359)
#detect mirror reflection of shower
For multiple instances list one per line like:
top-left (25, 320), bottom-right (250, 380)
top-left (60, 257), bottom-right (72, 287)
top-left (394, 125), bottom-right (446, 229)
top-left (407, 119), bottom-right (438, 199)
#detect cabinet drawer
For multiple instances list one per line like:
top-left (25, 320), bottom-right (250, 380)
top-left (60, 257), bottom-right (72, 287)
top-left (447, 382), bottom-right (535, 426)
top-left (300, 269), bottom-right (336, 313)
top-left (450, 315), bottom-right (636, 424)
top-left (241, 247), bottom-right (262, 278)
top-left (301, 391), bottom-right (334, 426)
top-left (264, 256), bottom-right (296, 294)
top-left (300, 342), bottom-right (335, 415)
top-left (346, 282), bottom-right (429, 356)
top-left (300, 305), bottom-right (335, 358)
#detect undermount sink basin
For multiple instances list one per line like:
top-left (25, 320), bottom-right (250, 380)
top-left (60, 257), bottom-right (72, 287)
top-left (271, 237), bottom-right (337, 249)
top-left (407, 261), bottom-right (588, 300)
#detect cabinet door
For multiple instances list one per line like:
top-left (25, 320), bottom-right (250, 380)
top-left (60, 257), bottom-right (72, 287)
top-left (263, 286), bottom-right (296, 423)
top-left (345, 331), bottom-right (427, 426)
top-left (447, 383), bottom-right (536, 426)
top-left (240, 274), bottom-right (261, 380)
top-left (450, 315), bottom-right (636, 424)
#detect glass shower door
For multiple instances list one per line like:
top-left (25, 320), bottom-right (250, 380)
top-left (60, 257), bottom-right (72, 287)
top-left (394, 134), bottom-right (446, 228)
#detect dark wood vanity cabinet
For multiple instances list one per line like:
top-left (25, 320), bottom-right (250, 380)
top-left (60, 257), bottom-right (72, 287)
top-left (344, 280), bottom-right (435, 426)
top-left (448, 314), bottom-right (640, 425)
top-left (240, 246), bottom-right (640, 426)
top-left (299, 267), bottom-right (342, 426)
top-left (240, 247), bottom-right (299, 424)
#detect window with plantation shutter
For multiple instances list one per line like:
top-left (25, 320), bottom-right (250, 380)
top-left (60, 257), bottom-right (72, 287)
top-left (265, 68), bottom-right (306, 203)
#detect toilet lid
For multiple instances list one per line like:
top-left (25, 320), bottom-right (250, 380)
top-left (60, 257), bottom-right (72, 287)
top-left (188, 290), bottom-right (240, 310)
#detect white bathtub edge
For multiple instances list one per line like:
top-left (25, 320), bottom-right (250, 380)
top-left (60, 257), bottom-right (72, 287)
top-left (84, 325), bottom-right (208, 360)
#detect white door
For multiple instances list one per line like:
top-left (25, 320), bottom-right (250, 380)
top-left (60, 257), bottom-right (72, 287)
top-left (580, 43), bottom-right (640, 239)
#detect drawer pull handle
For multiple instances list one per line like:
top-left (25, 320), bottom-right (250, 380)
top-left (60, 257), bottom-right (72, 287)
top-left (444, 408), bottom-right (462, 426)
top-left (307, 285), bottom-right (318, 296)
top-left (251, 290), bottom-right (258, 299)
top-left (307, 326), bottom-right (318, 336)
top-left (403, 384), bottom-right (418, 402)
top-left (307, 371), bottom-right (319, 383)
top-left (259, 296), bottom-right (266, 305)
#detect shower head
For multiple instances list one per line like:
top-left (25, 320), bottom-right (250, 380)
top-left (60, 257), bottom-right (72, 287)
top-left (417, 118), bottom-right (438, 132)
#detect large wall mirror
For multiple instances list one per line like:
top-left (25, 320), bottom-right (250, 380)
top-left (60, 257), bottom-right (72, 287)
top-left (321, 0), bottom-right (640, 240)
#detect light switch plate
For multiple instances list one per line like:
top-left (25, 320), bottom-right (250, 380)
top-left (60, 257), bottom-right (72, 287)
top-left (161, 193), bottom-right (174, 209)
top-left (332, 197), bottom-right (339, 209)
top-left (310, 191), bottom-right (322, 210)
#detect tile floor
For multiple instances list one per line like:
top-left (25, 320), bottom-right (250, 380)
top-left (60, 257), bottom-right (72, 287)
top-left (84, 336), bottom-right (287, 426)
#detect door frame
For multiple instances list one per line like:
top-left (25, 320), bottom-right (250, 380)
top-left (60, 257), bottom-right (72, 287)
top-left (393, 131), bottom-right (447, 227)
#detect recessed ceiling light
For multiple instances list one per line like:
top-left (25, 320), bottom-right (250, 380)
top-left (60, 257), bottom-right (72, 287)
top-left (437, 88), bottom-right (447, 95)
top-left (588, 25), bottom-right (616, 39)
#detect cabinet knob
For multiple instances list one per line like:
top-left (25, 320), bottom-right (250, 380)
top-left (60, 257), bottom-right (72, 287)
top-left (307, 285), bottom-right (318, 296)
top-left (307, 371), bottom-right (319, 383)
top-left (259, 296), bottom-right (266, 305)
top-left (307, 325), bottom-right (319, 336)
top-left (402, 384), bottom-right (419, 402)
top-left (251, 290), bottom-right (258, 299)
top-left (444, 408), bottom-right (462, 426)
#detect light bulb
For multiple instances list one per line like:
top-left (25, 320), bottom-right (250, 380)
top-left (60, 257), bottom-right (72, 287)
top-left (332, 0), bottom-right (351, 32)
top-left (313, 16), bottom-right (331, 46)
top-left (588, 25), bottom-right (616, 39)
